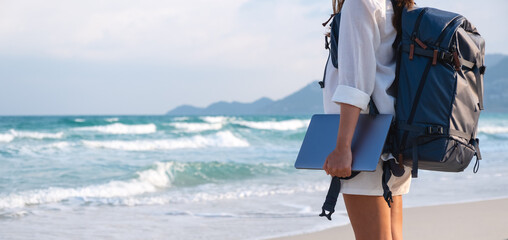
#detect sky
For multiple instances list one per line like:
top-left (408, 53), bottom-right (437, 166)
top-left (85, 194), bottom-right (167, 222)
top-left (0, 0), bottom-right (506, 115)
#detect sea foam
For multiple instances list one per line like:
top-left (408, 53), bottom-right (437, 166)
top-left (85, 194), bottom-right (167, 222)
top-left (0, 133), bottom-right (14, 142)
top-left (82, 131), bottom-right (249, 151)
top-left (75, 123), bottom-right (156, 134)
top-left (93, 180), bottom-right (329, 207)
top-left (478, 126), bottom-right (508, 134)
top-left (0, 164), bottom-right (327, 209)
top-left (201, 116), bottom-right (229, 123)
top-left (170, 122), bottom-right (223, 132)
top-left (233, 119), bottom-right (310, 131)
top-left (2, 130), bottom-right (64, 140)
top-left (105, 118), bottom-right (119, 122)
top-left (0, 162), bottom-right (176, 209)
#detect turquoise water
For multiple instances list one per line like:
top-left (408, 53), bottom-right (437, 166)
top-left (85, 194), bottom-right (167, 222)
top-left (0, 114), bottom-right (507, 239)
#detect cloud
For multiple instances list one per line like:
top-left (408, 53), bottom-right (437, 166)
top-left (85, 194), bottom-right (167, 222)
top-left (0, 0), bottom-right (505, 115)
top-left (0, 1), bottom-right (327, 67)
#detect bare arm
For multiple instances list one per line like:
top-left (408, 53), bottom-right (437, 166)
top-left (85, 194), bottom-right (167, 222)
top-left (323, 103), bottom-right (361, 177)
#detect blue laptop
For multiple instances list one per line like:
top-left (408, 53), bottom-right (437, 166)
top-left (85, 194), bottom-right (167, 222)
top-left (295, 114), bottom-right (393, 172)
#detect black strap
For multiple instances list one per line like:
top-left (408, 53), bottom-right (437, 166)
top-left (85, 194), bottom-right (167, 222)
top-left (320, 173), bottom-right (359, 220)
top-left (472, 138), bottom-right (481, 173)
top-left (389, 157), bottom-right (405, 177)
top-left (472, 138), bottom-right (482, 160)
top-left (319, 176), bottom-right (340, 220)
top-left (319, 53), bottom-right (331, 89)
top-left (474, 66), bottom-right (485, 110)
top-left (382, 161), bottom-right (394, 207)
top-left (369, 98), bottom-right (380, 116)
top-left (398, 123), bottom-right (471, 141)
top-left (411, 137), bottom-right (420, 178)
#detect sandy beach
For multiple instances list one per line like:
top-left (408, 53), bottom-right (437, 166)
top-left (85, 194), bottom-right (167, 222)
top-left (269, 198), bottom-right (508, 240)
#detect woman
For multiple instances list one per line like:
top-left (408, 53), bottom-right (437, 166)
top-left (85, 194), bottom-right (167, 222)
top-left (322, 0), bottom-right (414, 239)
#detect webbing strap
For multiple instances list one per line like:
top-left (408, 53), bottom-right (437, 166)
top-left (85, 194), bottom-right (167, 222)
top-left (319, 176), bottom-right (340, 220)
top-left (474, 67), bottom-right (485, 110)
top-left (369, 98), bottom-right (379, 115)
top-left (460, 58), bottom-right (475, 69)
top-left (398, 123), bottom-right (471, 141)
top-left (381, 161), bottom-right (394, 207)
top-left (320, 173), bottom-right (359, 221)
top-left (401, 45), bottom-right (475, 69)
top-left (402, 44), bottom-right (452, 61)
top-left (472, 138), bottom-right (482, 174)
top-left (411, 138), bottom-right (419, 178)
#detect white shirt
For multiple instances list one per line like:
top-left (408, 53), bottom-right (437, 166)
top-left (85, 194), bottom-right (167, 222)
top-left (323, 0), bottom-right (396, 115)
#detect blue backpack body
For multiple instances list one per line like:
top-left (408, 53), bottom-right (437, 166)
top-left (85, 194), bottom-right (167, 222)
top-left (395, 7), bottom-right (484, 177)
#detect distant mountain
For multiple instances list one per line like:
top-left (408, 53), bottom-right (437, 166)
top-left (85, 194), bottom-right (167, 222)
top-left (484, 55), bottom-right (508, 112)
top-left (166, 82), bottom-right (323, 115)
top-left (167, 97), bottom-right (276, 115)
top-left (167, 54), bottom-right (508, 115)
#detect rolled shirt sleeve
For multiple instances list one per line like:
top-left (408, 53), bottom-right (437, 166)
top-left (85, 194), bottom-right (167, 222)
top-left (331, 0), bottom-right (382, 111)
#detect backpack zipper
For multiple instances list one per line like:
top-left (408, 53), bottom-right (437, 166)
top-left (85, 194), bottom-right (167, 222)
top-left (435, 16), bottom-right (463, 71)
top-left (435, 15), bottom-right (462, 47)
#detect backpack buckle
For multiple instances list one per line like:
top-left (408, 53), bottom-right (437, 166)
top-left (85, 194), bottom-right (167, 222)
top-left (440, 52), bottom-right (453, 64)
top-left (426, 126), bottom-right (444, 135)
top-left (479, 65), bottom-right (486, 75)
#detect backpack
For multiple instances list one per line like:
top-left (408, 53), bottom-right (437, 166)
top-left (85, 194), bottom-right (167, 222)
top-left (317, 1), bottom-right (485, 220)
top-left (394, 6), bottom-right (485, 178)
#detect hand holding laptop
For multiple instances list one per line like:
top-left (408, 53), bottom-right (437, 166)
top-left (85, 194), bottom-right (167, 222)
top-left (294, 114), bottom-right (393, 172)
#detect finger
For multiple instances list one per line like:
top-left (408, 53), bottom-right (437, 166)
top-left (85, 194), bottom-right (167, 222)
top-left (331, 168), bottom-right (340, 178)
top-left (326, 161), bottom-right (334, 176)
top-left (337, 169), bottom-right (349, 178)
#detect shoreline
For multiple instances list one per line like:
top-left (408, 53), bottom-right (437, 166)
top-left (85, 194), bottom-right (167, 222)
top-left (267, 198), bottom-right (508, 240)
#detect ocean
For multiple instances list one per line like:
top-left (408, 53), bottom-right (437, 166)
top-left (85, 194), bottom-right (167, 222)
top-left (0, 114), bottom-right (507, 239)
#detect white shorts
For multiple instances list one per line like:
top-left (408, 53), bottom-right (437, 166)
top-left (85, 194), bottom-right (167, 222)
top-left (340, 158), bottom-right (412, 196)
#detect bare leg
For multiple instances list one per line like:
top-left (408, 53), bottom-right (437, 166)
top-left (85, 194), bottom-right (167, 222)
top-left (390, 195), bottom-right (403, 240)
top-left (343, 194), bottom-right (393, 240)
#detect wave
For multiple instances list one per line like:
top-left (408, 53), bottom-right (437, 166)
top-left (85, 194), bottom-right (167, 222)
top-left (74, 123), bottom-right (156, 134)
top-left (82, 131), bottom-right (249, 151)
top-left (233, 119), bottom-right (310, 131)
top-left (201, 116), bottom-right (229, 123)
top-left (0, 160), bottom-right (294, 209)
top-left (105, 117), bottom-right (119, 122)
top-left (74, 118), bottom-right (86, 123)
top-left (0, 161), bottom-right (175, 209)
top-left (45, 142), bottom-right (71, 149)
top-left (10, 142), bottom-right (72, 155)
top-left (169, 122), bottom-right (223, 132)
top-left (173, 117), bottom-right (189, 121)
top-left (116, 180), bottom-right (328, 207)
top-left (0, 130), bottom-right (64, 140)
top-left (478, 126), bottom-right (508, 134)
top-left (0, 133), bottom-right (14, 142)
